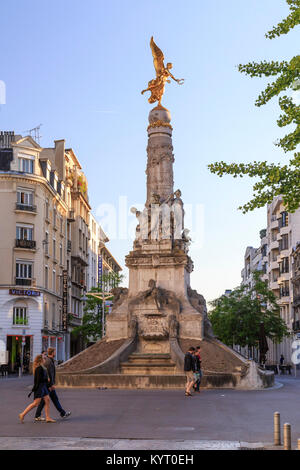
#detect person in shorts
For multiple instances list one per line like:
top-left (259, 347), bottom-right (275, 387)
top-left (184, 347), bottom-right (196, 396)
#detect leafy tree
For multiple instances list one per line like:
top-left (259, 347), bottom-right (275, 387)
top-left (209, 272), bottom-right (290, 349)
top-left (208, 0), bottom-right (300, 213)
top-left (72, 272), bottom-right (124, 344)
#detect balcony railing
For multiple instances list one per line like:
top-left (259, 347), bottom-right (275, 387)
top-left (280, 289), bottom-right (290, 298)
top-left (15, 239), bottom-right (36, 249)
top-left (16, 203), bottom-right (37, 212)
top-left (15, 278), bottom-right (33, 286)
top-left (293, 295), bottom-right (300, 306)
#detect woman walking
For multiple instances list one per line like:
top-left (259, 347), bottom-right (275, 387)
top-left (19, 354), bottom-right (56, 423)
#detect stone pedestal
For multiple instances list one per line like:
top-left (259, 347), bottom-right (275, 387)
top-left (106, 105), bottom-right (212, 350)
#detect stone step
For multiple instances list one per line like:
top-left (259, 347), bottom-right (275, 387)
top-left (56, 372), bottom-right (239, 389)
top-left (121, 362), bottom-right (177, 375)
top-left (130, 353), bottom-right (171, 359)
top-left (57, 373), bottom-right (186, 389)
top-left (127, 354), bottom-right (173, 365)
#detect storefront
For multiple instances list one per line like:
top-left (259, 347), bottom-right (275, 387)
top-left (6, 335), bottom-right (32, 373)
top-left (0, 288), bottom-right (44, 373)
top-left (42, 334), bottom-right (65, 362)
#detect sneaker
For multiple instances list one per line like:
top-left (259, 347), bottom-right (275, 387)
top-left (62, 411), bottom-right (71, 419)
top-left (34, 417), bottom-right (46, 422)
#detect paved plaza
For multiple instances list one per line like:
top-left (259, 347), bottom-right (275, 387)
top-left (0, 374), bottom-right (300, 450)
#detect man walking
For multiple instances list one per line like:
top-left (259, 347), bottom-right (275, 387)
top-left (184, 346), bottom-right (196, 396)
top-left (34, 347), bottom-right (71, 422)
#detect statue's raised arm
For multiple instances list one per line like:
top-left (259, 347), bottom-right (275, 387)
top-left (141, 36), bottom-right (184, 107)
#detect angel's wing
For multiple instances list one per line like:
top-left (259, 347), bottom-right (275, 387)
top-left (150, 36), bottom-right (165, 77)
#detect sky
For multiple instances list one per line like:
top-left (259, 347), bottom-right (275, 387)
top-left (1, 0), bottom-right (298, 305)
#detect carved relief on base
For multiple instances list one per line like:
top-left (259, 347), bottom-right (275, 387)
top-left (128, 280), bottom-right (180, 345)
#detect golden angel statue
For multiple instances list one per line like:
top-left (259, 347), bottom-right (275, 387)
top-left (141, 37), bottom-right (184, 106)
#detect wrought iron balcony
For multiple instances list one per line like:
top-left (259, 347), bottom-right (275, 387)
top-left (15, 239), bottom-right (36, 249)
top-left (15, 278), bottom-right (33, 286)
top-left (15, 203), bottom-right (37, 212)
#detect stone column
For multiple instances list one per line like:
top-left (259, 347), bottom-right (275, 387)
top-left (146, 106), bottom-right (174, 207)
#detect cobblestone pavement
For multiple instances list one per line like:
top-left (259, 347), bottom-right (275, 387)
top-left (1, 375), bottom-right (300, 450)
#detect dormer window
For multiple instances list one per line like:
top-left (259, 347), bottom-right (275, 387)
top-left (18, 154), bottom-right (34, 174)
top-left (46, 163), bottom-right (51, 181)
top-left (54, 173), bottom-right (58, 191)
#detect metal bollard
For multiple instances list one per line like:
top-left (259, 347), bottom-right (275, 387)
top-left (274, 412), bottom-right (281, 446)
top-left (284, 423), bottom-right (291, 450)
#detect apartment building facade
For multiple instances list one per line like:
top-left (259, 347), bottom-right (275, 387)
top-left (240, 196), bottom-right (300, 364)
top-left (0, 132), bottom-right (69, 371)
top-left (0, 131), bottom-right (123, 369)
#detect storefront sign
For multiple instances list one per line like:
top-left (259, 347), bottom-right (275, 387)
top-left (62, 270), bottom-right (68, 331)
top-left (9, 289), bottom-right (40, 297)
top-left (98, 255), bottom-right (103, 289)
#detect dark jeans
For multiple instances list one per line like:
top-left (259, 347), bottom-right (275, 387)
top-left (35, 389), bottom-right (66, 418)
top-left (194, 370), bottom-right (202, 391)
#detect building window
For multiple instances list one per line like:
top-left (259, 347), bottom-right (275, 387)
top-left (19, 157), bottom-right (34, 173)
top-left (16, 225), bottom-right (33, 241)
top-left (53, 270), bottom-right (56, 292)
top-left (280, 281), bottom-right (289, 298)
top-left (44, 303), bottom-right (48, 327)
top-left (53, 207), bottom-right (57, 228)
top-left (280, 211), bottom-right (288, 228)
top-left (60, 243), bottom-right (63, 265)
top-left (13, 307), bottom-right (28, 326)
top-left (45, 266), bottom-right (48, 289)
top-left (18, 157), bottom-right (34, 174)
top-left (279, 234), bottom-right (289, 251)
top-left (280, 257), bottom-right (289, 274)
top-left (17, 189), bottom-right (33, 207)
top-left (52, 303), bottom-right (56, 329)
top-left (45, 199), bottom-right (49, 219)
top-left (53, 239), bottom-right (56, 260)
top-left (44, 232), bottom-right (49, 255)
top-left (16, 262), bottom-right (32, 280)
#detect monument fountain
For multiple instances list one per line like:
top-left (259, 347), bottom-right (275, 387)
top-left (57, 38), bottom-right (274, 390)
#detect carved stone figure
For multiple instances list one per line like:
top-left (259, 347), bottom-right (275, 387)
top-left (128, 315), bottom-right (138, 339)
top-left (111, 287), bottom-right (128, 310)
top-left (131, 206), bottom-right (149, 240)
top-left (168, 314), bottom-right (179, 339)
top-left (187, 287), bottom-right (214, 338)
top-left (129, 280), bottom-right (181, 317)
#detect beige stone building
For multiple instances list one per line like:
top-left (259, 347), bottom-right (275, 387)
top-left (240, 196), bottom-right (300, 364)
top-left (0, 131), bottom-right (123, 369)
top-left (0, 132), bottom-right (69, 371)
top-left (41, 143), bottom-right (92, 357)
top-left (266, 196), bottom-right (300, 363)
